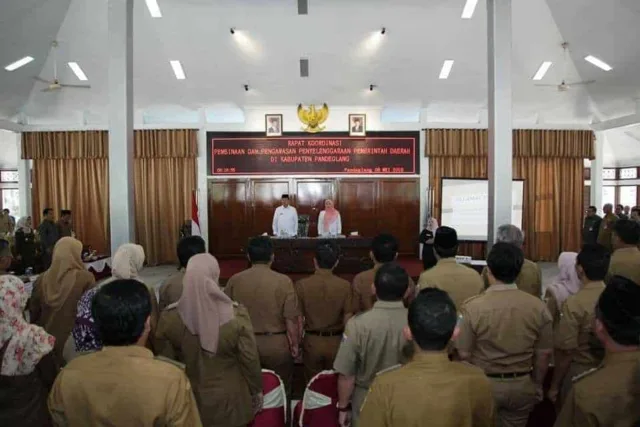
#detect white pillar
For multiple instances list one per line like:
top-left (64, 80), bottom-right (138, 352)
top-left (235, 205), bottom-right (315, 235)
top-left (197, 111), bottom-right (209, 251)
top-left (16, 135), bottom-right (31, 217)
top-left (487, 0), bottom-right (513, 248)
top-left (108, 0), bottom-right (134, 254)
top-left (590, 132), bottom-right (604, 211)
top-left (419, 111), bottom-right (429, 259)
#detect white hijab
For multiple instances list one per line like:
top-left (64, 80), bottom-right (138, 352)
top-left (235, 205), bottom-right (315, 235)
top-left (111, 244), bottom-right (145, 280)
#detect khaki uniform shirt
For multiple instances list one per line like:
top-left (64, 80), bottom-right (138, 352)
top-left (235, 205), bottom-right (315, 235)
top-left (457, 284), bottom-right (553, 373)
top-left (295, 269), bottom-right (353, 331)
top-left (224, 264), bottom-right (300, 333)
top-left (352, 265), bottom-right (416, 313)
top-left (333, 300), bottom-right (408, 389)
top-left (554, 282), bottom-right (605, 366)
top-left (607, 246), bottom-right (640, 285)
top-left (554, 351), bottom-right (640, 427)
top-left (418, 258), bottom-right (484, 309)
top-left (597, 213), bottom-right (618, 252)
top-left (48, 346), bottom-right (202, 427)
top-left (359, 352), bottom-right (495, 427)
top-left (544, 289), bottom-right (561, 325)
top-left (482, 259), bottom-right (542, 297)
top-left (155, 305), bottom-right (262, 427)
top-left (158, 270), bottom-right (185, 311)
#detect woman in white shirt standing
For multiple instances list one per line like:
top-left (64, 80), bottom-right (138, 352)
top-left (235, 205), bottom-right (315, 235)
top-left (317, 199), bottom-right (342, 237)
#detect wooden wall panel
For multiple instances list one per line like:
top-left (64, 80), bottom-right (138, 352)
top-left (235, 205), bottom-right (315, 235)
top-left (208, 180), bottom-right (250, 256)
top-left (338, 180), bottom-right (378, 239)
top-left (378, 179), bottom-right (419, 254)
top-left (208, 177), bottom-right (420, 257)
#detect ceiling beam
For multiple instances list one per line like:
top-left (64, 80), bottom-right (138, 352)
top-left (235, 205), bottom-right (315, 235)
top-left (0, 119), bottom-right (23, 132)
top-left (591, 114), bottom-right (640, 131)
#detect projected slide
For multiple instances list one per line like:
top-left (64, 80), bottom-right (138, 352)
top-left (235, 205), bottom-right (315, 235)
top-left (441, 179), bottom-right (524, 241)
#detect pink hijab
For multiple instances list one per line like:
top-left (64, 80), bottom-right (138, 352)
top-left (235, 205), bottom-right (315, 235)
top-left (547, 252), bottom-right (581, 309)
top-left (177, 253), bottom-right (234, 354)
top-left (323, 199), bottom-right (339, 230)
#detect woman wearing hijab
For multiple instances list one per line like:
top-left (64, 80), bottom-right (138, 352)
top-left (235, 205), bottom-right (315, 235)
top-left (155, 253), bottom-right (262, 427)
top-left (15, 216), bottom-right (36, 274)
top-left (317, 199), bottom-right (342, 237)
top-left (418, 217), bottom-right (439, 271)
top-left (29, 237), bottom-right (95, 364)
top-left (63, 243), bottom-right (159, 361)
top-left (543, 252), bottom-right (581, 324)
top-left (0, 275), bottom-right (57, 426)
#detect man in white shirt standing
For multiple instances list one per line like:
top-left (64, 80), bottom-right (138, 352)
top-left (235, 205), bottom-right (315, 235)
top-left (272, 194), bottom-right (298, 237)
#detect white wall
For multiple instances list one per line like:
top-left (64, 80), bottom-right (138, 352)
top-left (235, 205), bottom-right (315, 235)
top-left (0, 130), bottom-right (19, 169)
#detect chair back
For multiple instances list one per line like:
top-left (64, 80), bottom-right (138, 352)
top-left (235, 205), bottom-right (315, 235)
top-left (248, 370), bottom-right (287, 427)
top-left (297, 370), bottom-right (339, 427)
top-left (298, 215), bottom-right (310, 237)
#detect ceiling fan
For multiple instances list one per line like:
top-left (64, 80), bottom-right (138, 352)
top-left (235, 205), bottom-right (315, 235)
top-left (34, 41), bottom-right (91, 92)
top-left (535, 42), bottom-right (594, 92)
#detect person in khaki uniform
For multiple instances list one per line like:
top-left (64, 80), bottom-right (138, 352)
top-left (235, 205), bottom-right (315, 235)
top-left (481, 224), bottom-right (542, 297)
top-left (224, 236), bottom-right (301, 393)
top-left (554, 275), bottom-right (640, 427)
top-left (334, 263), bottom-right (410, 427)
top-left (352, 234), bottom-right (416, 313)
top-left (158, 236), bottom-right (206, 311)
top-left (607, 219), bottom-right (640, 285)
top-left (458, 242), bottom-right (553, 427)
top-left (155, 253), bottom-right (263, 427)
top-left (48, 279), bottom-right (202, 427)
top-left (418, 226), bottom-right (484, 309)
top-left (359, 288), bottom-right (495, 427)
top-left (597, 203), bottom-right (618, 252)
top-left (295, 241), bottom-right (353, 382)
top-left (548, 244), bottom-right (609, 407)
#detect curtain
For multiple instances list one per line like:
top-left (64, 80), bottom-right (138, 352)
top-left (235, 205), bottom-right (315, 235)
top-left (426, 129), bottom-right (592, 261)
top-left (24, 132), bottom-right (110, 254)
top-left (134, 130), bottom-right (197, 265)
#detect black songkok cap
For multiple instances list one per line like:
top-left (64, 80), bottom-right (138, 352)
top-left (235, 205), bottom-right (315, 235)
top-left (434, 226), bottom-right (458, 250)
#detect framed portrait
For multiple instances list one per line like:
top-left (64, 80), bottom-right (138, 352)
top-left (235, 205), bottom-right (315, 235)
top-left (265, 114), bottom-right (283, 137)
top-left (349, 114), bottom-right (366, 137)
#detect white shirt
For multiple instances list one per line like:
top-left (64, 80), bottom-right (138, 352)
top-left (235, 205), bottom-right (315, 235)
top-left (272, 205), bottom-right (298, 236)
top-left (317, 210), bottom-right (342, 236)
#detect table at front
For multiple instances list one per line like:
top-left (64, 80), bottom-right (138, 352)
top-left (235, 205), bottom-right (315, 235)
top-left (255, 237), bottom-right (374, 275)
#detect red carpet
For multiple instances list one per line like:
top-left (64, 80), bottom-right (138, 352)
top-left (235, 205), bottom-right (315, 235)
top-left (219, 256), bottom-right (424, 282)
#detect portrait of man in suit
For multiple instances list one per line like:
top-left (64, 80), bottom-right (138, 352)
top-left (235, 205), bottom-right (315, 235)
top-left (265, 114), bottom-right (283, 137)
top-left (349, 114), bottom-right (366, 136)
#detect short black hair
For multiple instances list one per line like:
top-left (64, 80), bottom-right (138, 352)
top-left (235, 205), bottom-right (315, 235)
top-left (315, 241), bottom-right (340, 269)
top-left (61, 209), bottom-right (71, 216)
top-left (177, 236), bottom-right (206, 268)
top-left (486, 242), bottom-right (524, 284)
top-left (43, 208), bottom-right (53, 216)
top-left (92, 279), bottom-right (152, 346)
top-left (2, 209), bottom-right (8, 213)
top-left (597, 275), bottom-right (640, 346)
top-left (371, 234), bottom-right (398, 263)
top-left (577, 244), bottom-right (611, 281)
top-left (374, 262), bottom-right (409, 301)
top-left (632, 207), bottom-right (640, 215)
top-left (588, 206), bottom-right (597, 212)
top-left (613, 219), bottom-right (640, 245)
top-left (433, 226), bottom-right (458, 259)
top-left (247, 236), bottom-right (273, 264)
top-left (409, 288), bottom-right (457, 351)
top-left (616, 204), bottom-right (624, 211)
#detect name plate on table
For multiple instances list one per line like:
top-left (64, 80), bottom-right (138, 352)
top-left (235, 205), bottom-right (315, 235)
top-left (208, 133), bottom-right (419, 175)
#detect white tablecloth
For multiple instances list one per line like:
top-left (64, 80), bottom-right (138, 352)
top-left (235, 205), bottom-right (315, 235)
top-left (84, 257), bottom-right (112, 273)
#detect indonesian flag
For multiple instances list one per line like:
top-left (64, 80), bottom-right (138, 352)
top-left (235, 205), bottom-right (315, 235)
top-left (191, 190), bottom-right (201, 237)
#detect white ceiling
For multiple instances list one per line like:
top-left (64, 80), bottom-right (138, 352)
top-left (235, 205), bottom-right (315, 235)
top-left (1, 0), bottom-right (640, 163)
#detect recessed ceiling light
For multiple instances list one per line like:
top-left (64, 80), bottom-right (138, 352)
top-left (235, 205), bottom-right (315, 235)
top-left (4, 56), bottom-right (34, 71)
top-left (461, 0), bottom-right (479, 19)
top-left (68, 62), bottom-right (88, 81)
top-left (169, 60), bottom-right (186, 80)
top-left (439, 60), bottom-right (454, 79)
top-left (584, 55), bottom-right (612, 71)
top-left (145, 0), bottom-right (162, 18)
top-left (532, 61), bottom-right (553, 81)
